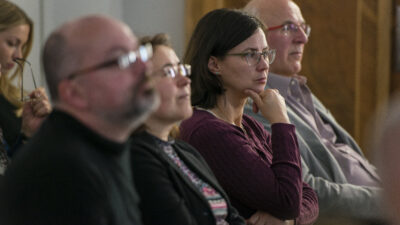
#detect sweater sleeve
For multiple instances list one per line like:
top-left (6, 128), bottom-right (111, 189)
top-left (180, 115), bottom-right (303, 220)
top-left (296, 182), bottom-right (319, 225)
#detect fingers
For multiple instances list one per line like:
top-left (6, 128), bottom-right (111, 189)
top-left (245, 89), bottom-right (262, 106)
top-left (247, 211), bottom-right (261, 225)
top-left (30, 99), bottom-right (51, 117)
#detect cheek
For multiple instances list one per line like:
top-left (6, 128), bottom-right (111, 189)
top-left (0, 44), bottom-right (10, 65)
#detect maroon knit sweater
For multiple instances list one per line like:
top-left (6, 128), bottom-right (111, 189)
top-left (179, 108), bottom-right (319, 225)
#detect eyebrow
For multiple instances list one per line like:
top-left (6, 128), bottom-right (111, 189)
top-left (241, 47), bottom-right (270, 52)
top-left (162, 62), bottom-right (181, 69)
top-left (282, 20), bottom-right (306, 25)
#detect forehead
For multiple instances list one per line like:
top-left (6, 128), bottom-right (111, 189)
top-left (231, 28), bottom-right (267, 51)
top-left (152, 45), bottom-right (179, 67)
top-left (268, 1), bottom-right (305, 25)
top-left (72, 21), bottom-right (138, 62)
top-left (0, 24), bottom-right (30, 40)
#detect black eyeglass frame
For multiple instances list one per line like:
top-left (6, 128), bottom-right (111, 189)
top-left (13, 58), bottom-right (37, 102)
top-left (66, 43), bottom-right (153, 80)
top-left (225, 49), bottom-right (276, 66)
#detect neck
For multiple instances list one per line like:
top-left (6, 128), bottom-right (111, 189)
top-left (145, 117), bottom-right (175, 141)
top-left (212, 92), bottom-right (247, 127)
top-left (56, 105), bottom-right (136, 143)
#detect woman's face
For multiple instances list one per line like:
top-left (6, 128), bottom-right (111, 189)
top-left (213, 28), bottom-right (269, 97)
top-left (150, 45), bottom-right (192, 124)
top-left (0, 24), bottom-right (30, 74)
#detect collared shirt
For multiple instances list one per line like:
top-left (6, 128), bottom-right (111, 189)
top-left (268, 73), bottom-right (380, 187)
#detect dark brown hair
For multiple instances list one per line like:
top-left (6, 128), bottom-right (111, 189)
top-left (184, 8), bottom-right (266, 109)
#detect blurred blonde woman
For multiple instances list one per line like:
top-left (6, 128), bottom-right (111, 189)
top-left (0, 0), bottom-right (51, 156)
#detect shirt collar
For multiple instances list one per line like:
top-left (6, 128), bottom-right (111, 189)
top-left (267, 72), bottom-right (308, 98)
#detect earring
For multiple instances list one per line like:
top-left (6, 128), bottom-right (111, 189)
top-left (214, 72), bottom-right (220, 75)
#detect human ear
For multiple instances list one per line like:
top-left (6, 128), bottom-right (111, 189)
top-left (58, 80), bottom-right (88, 109)
top-left (208, 56), bottom-right (221, 75)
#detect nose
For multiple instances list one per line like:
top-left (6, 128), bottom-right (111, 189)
top-left (294, 28), bottom-right (309, 44)
top-left (257, 55), bottom-right (269, 72)
top-left (13, 46), bottom-right (23, 60)
top-left (175, 73), bottom-right (191, 87)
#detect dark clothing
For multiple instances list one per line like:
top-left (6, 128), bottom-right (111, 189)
top-left (0, 94), bottom-right (22, 153)
top-left (0, 110), bottom-right (142, 225)
top-left (0, 127), bottom-right (9, 175)
top-left (180, 108), bottom-right (319, 225)
top-left (131, 131), bottom-right (245, 225)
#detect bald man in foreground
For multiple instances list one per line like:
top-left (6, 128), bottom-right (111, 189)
top-left (0, 15), bottom-right (158, 225)
top-left (244, 0), bottom-right (384, 224)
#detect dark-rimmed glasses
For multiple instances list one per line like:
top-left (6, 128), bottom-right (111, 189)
top-left (13, 58), bottom-right (37, 102)
top-left (268, 22), bottom-right (311, 37)
top-left (225, 49), bottom-right (276, 66)
top-left (67, 43), bottom-right (153, 80)
top-left (162, 64), bottom-right (191, 78)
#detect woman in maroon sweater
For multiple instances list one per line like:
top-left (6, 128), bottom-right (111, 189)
top-left (180, 9), bottom-right (318, 225)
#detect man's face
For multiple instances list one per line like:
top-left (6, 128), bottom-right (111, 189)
top-left (265, 1), bottom-right (309, 76)
top-left (72, 20), bottom-right (157, 126)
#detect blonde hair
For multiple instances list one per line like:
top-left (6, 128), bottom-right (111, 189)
top-left (0, 0), bottom-right (34, 111)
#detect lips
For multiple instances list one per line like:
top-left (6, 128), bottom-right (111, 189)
top-left (255, 77), bottom-right (267, 83)
top-left (5, 63), bottom-right (15, 70)
top-left (178, 93), bottom-right (190, 100)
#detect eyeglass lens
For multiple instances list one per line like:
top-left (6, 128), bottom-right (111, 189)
top-left (245, 50), bottom-right (276, 66)
top-left (163, 64), bottom-right (191, 78)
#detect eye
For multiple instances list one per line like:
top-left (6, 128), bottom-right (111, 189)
top-left (245, 52), bottom-right (258, 60)
top-left (7, 40), bottom-right (17, 47)
top-left (163, 67), bottom-right (176, 78)
top-left (287, 23), bottom-right (299, 31)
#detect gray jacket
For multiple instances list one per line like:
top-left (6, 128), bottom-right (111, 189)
top-left (244, 88), bottom-right (382, 220)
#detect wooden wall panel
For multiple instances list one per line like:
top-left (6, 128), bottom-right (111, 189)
top-left (296, 0), bottom-right (391, 156)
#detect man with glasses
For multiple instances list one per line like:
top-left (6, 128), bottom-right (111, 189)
top-left (0, 15), bottom-right (158, 225)
top-left (244, 0), bottom-right (383, 224)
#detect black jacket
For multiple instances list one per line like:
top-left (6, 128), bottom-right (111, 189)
top-left (131, 131), bottom-right (245, 225)
top-left (0, 111), bottom-right (142, 225)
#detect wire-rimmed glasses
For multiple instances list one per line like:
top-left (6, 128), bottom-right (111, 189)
top-left (225, 49), bottom-right (276, 66)
top-left (162, 64), bottom-right (191, 78)
top-left (67, 43), bottom-right (153, 80)
top-left (13, 58), bottom-right (37, 102)
top-left (268, 22), bottom-right (311, 37)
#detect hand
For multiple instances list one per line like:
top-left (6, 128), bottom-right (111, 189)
top-left (246, 211), bottom-right (294, 225)
top-left (245, 89), bottom-right (290, 124)
top-left (21, 88), bottom-right (52, 137)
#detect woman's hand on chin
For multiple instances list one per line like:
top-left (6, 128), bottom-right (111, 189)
top-left (244, 89), bottom-right (290, 124)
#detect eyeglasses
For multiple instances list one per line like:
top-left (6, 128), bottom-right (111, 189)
top-left (13, 58), bottom-right (37, 102)
top-left (268, 22), bottom-right (311, 37)
top-left (162, 64), bottom-right (191, 78)
top-left (67, 43), bottom-right (153, 80)
top-left (225, 49), bottom-right (276, 66)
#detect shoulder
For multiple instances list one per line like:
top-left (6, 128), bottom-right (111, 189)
top-left (180, 108), bottom-right (235, 139)
top-left (242, 114), bottom-right (270, 137)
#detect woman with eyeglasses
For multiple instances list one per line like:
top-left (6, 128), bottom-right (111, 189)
top-left (0, 0), bottom-right (51, 160)
top-left (130, 33), bottom-right (245, 225)
top-left (179, 9), bottom-right (319, 225)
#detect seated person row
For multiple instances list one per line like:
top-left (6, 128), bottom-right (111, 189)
top-left (179, 8), bottom-right (318, 225)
